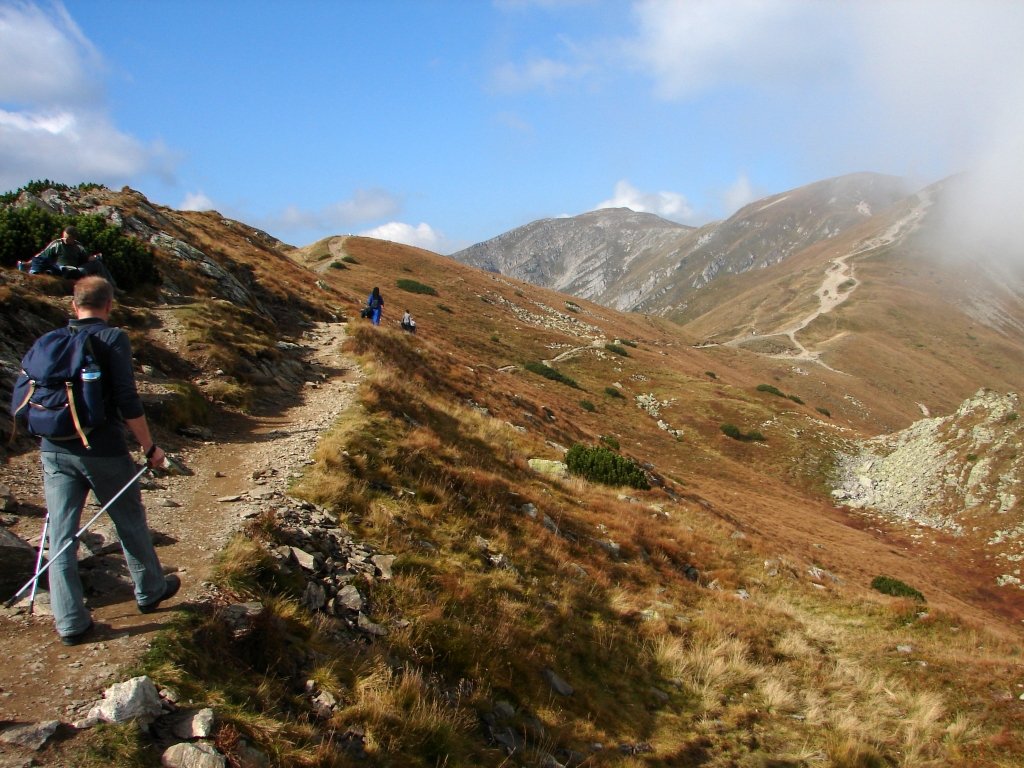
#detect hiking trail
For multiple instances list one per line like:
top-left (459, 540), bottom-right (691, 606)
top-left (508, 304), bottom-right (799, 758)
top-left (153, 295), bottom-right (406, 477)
top-left (0, 320), bottom-right (358, 750)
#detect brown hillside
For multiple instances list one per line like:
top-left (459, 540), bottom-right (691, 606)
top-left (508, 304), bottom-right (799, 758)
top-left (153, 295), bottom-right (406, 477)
top-left (1, 187), bottom-right (1021, 766)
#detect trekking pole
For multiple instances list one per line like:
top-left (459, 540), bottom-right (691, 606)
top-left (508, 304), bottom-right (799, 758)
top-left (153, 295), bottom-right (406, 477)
top-left (27, 513), bottom-right (50, 615)
top-left (4, 464), bottom-right (150, 610)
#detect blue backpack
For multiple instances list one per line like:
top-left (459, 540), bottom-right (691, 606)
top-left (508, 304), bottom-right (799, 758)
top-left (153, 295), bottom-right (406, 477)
top-left (10, 327), bottom-right (107, 448)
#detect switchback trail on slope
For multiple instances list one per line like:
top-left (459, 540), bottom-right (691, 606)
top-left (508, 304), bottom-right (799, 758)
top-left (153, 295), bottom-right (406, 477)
top-left (0, 321), bottom-right (358, 758)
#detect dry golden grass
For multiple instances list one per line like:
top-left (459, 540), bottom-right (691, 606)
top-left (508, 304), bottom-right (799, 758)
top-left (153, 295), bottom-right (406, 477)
top-left (46, 204), bottom-right (1018, 766)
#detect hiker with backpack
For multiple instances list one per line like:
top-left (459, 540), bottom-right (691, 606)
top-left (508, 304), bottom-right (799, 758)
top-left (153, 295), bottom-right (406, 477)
top-left (365, 286), bottom-right (384, 326)
top-left (17, 226), bottom-right (115, 284)
top-left (9, 277), bottom-right (179, 645)
top-left (401, 309), bottom-right (416, 333)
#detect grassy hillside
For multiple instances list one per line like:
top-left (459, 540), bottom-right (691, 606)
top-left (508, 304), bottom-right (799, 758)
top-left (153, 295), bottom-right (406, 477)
top-left (3, 189), bottom-right (1021, 766)
top-left (81, 235), bottom-right (1022, 767)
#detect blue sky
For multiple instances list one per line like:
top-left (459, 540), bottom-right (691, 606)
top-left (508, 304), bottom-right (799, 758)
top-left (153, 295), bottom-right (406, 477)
top-left (2, 1), bottom-right (1023, 254)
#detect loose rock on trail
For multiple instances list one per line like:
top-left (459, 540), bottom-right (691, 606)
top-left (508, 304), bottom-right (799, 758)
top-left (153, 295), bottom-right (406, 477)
top-left (0, 321), bottom-right (358, 763)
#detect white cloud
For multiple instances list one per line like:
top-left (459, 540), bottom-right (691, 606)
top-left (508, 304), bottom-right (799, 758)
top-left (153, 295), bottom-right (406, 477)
top-left (180, 191), bottom-right (215, 211)
top-left (625, 0), bottom-right (840, 100)
top-left (722, 173), bottom-right (757, 215)
top-left (594, 179), bottom-right (695, 223)
top-left (491, 54), bottom-right (590, 93)
top-left (0, 1), bottom-right (102, 106)
top-left (0, 1), bottom-right (175, 192)
top-left (264, 188), bottom-right (402, 234)
top-left (358, 221), bottom-right (446, 252)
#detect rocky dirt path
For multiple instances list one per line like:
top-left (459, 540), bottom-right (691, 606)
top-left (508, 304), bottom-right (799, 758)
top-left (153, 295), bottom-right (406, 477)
top-left (723, 192), bottom-right (933, 369)
top-left (0, 321), bottom-right (358, 758)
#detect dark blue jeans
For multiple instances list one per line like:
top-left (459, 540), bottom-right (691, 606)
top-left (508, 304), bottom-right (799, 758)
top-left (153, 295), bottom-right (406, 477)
top-left (41, 452), bottom-right (166, 637)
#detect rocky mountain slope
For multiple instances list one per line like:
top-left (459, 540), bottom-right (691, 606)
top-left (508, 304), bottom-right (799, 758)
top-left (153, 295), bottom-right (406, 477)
top-left (452, 173), bottom-right (911, 313)
top-left (0, 184), bottom-right (1022, 766)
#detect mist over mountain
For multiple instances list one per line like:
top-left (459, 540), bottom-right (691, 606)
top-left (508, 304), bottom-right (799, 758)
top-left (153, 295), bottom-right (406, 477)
top-left (2, 180), bottom-right (1024, 766)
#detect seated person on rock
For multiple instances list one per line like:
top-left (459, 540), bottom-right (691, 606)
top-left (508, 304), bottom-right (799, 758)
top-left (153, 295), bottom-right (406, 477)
top-left (18, 226), bottom-right (115, 284)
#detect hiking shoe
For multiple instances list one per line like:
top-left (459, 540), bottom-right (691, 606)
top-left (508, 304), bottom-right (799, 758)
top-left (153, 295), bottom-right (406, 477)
top-left (60, 619), bottom-right (95, 646)
top-left (137, 574), bottom-right (181, 614)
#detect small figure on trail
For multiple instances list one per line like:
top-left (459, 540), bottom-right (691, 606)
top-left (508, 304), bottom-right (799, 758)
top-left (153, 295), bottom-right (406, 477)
top-left (401, 309), bottom-right (416, 333)
top-left (11, 277), bottom-right (178, 645)
top-left (366, 286), bottom-right (384, 326)
top-left (17, 226), bottom-right (115, 284)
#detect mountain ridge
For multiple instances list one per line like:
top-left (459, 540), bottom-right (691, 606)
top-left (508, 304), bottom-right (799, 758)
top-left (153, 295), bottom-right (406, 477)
top-left (0, 182), bottom-right (1022, 766)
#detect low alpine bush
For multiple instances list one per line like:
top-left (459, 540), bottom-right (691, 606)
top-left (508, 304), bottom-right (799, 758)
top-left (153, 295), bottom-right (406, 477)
top-left (565, 443), bottom-right (649, 489)
top-left (396, 278), bottom-right (438, 296)
top-left (871, 575), bottom-right (925, 602)
top-left (525, 361), bottom-right (580, 389)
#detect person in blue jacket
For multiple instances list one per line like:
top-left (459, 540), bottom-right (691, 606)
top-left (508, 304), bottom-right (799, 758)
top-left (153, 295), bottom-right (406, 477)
top-left (366, 286), bottom-right (384, 326)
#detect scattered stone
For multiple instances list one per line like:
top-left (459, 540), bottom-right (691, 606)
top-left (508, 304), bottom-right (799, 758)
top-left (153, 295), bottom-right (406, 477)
top-left (371, 554), bottom-right (395, 580)
top-left (543, 668), bottom-right (574, 696)
top-left (0, 484), bottom-right (16, 512)
top-left (334, 585), bottom-right (364, 613)
top-left (87, 675), bottom-right (164, 725)
top-left (0, 720), bottom-right (60, 750)
top-left (356, 613), bottom-right (387, 637)
top-left (0, 527), bottom-right (35, 598)
top-left (216, 495), bottom-right (243, 503)
top-left (161, 741), bottom-right (226, 768)
top-left (300, 580), bottom-right (327, 612)
top-left (897, 645), bottom-right (914, 654)
top-left (172, 708), bottom-right (216, 739)
top-left (528, 459), bottom-right (568, 479)
top-left (221, 602), bottom-right (265, 640)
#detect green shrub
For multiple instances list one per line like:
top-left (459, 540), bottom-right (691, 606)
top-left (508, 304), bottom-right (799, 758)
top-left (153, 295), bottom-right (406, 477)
top-left (816, 407), bottom-right (831, 418)
top-left (438, 304), bottom-right (454, 314)
top-left (720, 423), bottom-right (765, 442)
top-left (565, 443), bottom-right (649, 490)
top-left (580, 399), bottom-right (596, 412)
top-left (605, 343), bottom-right (629, 357)
top-left (0, 179), bottom-right (103, 206)
top-left (604, 386), bottom-right (624, 399)
top-left (341, 254), bottom-right (358, 264)
top-left (720, 423), bottom-right (743, 440)
top-left (871, 575), bottom-right (925, 602)
top-left (0, 206), bottom-right (158, 290)
top-left (618, 339), bottom-right (638, 348)
top-left (329, 260), bottom-right (348, 269)
top-left (705, 371), bottom-right (717, 379)
top-left (756, 384), bottom-right (785, 398)
top-left (396, 278), bottom-right (438, 296)
top-left (524, 361), bottom-right (579, 389)
top-left (599, 435), bottom-right (620, 450)
top-left (787, 394), bottom-right (805, 405)
top-left (966, 453), bottom-right (978, 462)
